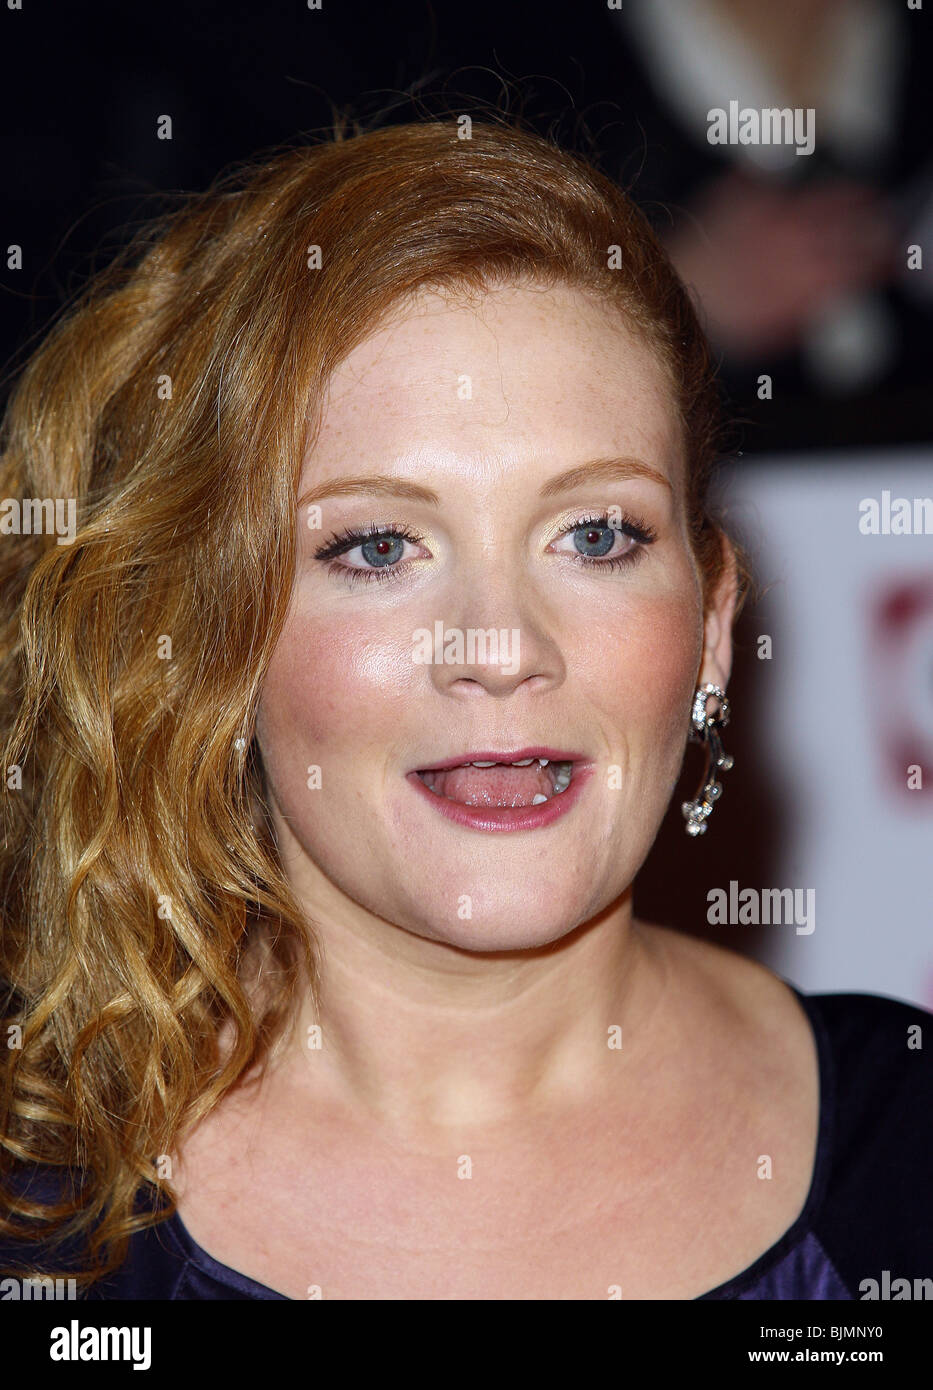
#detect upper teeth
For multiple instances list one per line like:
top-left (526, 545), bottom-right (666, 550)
top-left (461, 757), bottom-right (574, 795)
top-left (468, 757), bottom-right (550, 767)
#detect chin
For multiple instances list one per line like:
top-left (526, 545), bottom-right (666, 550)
top-left (410, 912), bottom-right (585, 955)
top-left (388, 874), bottom-right (600, 954)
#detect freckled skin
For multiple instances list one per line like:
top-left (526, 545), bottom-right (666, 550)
top-left (255, 282), bottom-right (731, 953)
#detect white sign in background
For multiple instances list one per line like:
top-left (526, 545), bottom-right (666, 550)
top-left (715, 450), bottom-right (933, 1009)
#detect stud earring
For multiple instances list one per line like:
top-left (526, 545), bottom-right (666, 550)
top-left (682, 683), bottom-right (734, 836)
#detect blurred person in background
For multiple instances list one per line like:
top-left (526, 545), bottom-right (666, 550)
top-left (601, 0), bottom-right (933, 450)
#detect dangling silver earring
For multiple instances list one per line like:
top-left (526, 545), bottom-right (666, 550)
top-left (682, 683), bottom-right (734, 836)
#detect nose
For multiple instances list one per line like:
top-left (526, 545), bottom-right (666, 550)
top-left (421, 570), bottom-right (566, 700)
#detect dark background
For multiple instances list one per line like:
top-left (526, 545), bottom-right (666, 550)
top-left (3, 0), bottom-right (932, 450)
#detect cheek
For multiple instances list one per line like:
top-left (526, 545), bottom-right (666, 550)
top-left (256, 606), bottom-right (420, 767)
top-left (577, 587), bottom-right (702, 763)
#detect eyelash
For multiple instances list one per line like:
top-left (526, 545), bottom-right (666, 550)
top-left (312, 514), bottom-right (658, 586)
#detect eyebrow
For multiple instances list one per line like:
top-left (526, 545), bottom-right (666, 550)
top-left (297, 456), bottom-right (672, 510)
top-left (539, 456), bottom-right (673, 499)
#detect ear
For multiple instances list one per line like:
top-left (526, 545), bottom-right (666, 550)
top-left (697, 532), bottom-right (739, 692)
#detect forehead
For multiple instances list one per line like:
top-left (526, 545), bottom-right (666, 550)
top-left (307, 282), bottom-right (682, 490)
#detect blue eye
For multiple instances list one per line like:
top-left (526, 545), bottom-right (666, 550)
top-left (551, 513), bottom-right (657, 570)
top-left (358, 534), bottom-right (406, 567)
top-left (313, 523), bottom-right (425, 584)
top-left (575, 525), bottom-right (611, 553)
top-left (313, 512), bottom-right (657, 587)
top-left (571, 524), bottom-right (616, 557)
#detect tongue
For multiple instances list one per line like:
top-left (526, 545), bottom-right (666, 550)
top-left (428, 763), bottom-right (552, 807)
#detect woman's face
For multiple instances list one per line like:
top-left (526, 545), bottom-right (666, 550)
top-left (256, 281), bottom-right (733, 951)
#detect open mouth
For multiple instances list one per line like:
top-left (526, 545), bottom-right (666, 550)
top-left (414, 757), bottom-right (575, 808)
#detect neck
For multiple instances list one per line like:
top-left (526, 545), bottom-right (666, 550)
top-left (259, 810), bottom-right (668, 1137)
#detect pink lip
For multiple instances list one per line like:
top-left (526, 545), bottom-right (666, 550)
top-left (410, 746), bottom-right (588, 773)
top-left (405, 758), bottom-right (596, 833)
